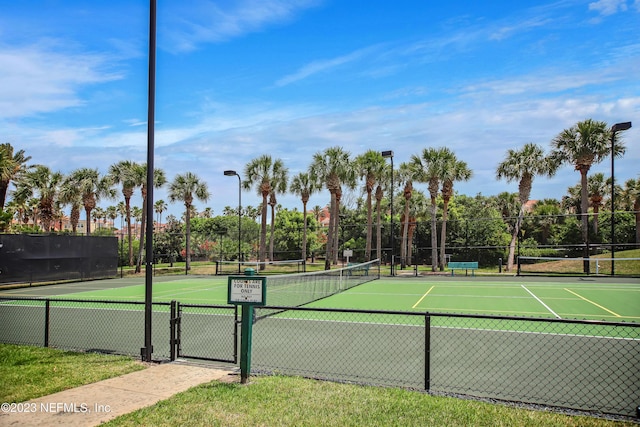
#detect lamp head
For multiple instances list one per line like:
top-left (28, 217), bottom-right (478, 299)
top-left (224, 170), bottom-right (238, 176)
top-left (381, 150), bottom-right (393, 158)
top-left (611, 122), bottom-right (632, 132)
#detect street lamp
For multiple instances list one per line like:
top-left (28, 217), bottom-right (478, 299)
top-left (610, 121), bottom-right (632, 276)
top-left (224, 170), bottom-right (242, 274)
top-left (381, 150), bottom-right (394, 276)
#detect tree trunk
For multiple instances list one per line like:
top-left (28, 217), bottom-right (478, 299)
top-left (185, 204), bottom-right (191, 271)
top-left (439, 199), bottom-right (450, 271)
top-left (506, 215), bottom-right (520, 272)
top-left (401, 213), bottom-right (408, 268)
top-left (259, 193), bottom-right (268, 269)
top-left (85, 207), bottom-right (92, 236)
top-left (635, 200), bottom-right (640, 244)
top-left (136, 192), bottom-right (147, 273)
top-left (579, 168), bottom-right (590, 273)
top-left (430, 197), bottom-right (438, 272)
top-left (333, 188), bottom-right (341, 265)
top-left (125, 194), bottom-right (134, 267)
top-left (269, 199), bottom-right (276, 262)
top-left (365, 187), bottom-right (373, 261)
top-left (375, 186), bottom-right (383, 262)
top-left (325, 192), bottom-right (336, 270)
top-left (0, 181), bottom-right (8, 211)
top-left (302, 201), bottom-right (308, 262)
top-left (407, 217), bottom-right (416, 266)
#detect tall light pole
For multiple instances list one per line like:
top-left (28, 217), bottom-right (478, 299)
top-left (142, 0), bottom-right (157, 364)
top-left (224, 170), bottom-right (242, 274)
top-left (381, 150), bottom-right (394, 276)
top-left (610, 121), bottom-right (632, 276)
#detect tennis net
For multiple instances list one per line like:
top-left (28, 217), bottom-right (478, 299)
top-left (216, 259), bottom-right (306, 275)
top-left (518, 256), bottom-right (640, 276)
top-left (256, 259), bottom-right (380, 319)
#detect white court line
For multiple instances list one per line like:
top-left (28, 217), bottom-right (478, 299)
top-left (521, 285), bottom-right (561, 319)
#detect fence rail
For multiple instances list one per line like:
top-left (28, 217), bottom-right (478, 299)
top-left (1, 297), bottom-right (638, 417)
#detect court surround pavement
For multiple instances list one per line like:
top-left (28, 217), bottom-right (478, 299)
top-left (0, 360), bottom-right (238, 427)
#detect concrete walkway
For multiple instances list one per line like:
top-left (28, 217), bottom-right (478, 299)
top-left (0, 361), bottom-right (238, 427)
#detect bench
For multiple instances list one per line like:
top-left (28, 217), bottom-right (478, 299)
top-left (448, 261), bottom-right (478, 276)
top-left (347, 262), bottom-right (369, 276)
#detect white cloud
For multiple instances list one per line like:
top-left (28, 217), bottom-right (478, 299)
top-left (462, 67), bottom-right (623, 96)
top-left (489, 17), bottom-right (553, 41)
top-left (163, 0), bottom-right (322, 52)
top-left (588, 0), bottom-right (628, 16)
top-left (0, 41), bottom-right (122, 118)
top-left (275, 46), bottom-right (380, 87)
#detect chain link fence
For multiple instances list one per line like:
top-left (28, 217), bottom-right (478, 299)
top-left (1, 297), bottom-right (638, 417)
top-left (250, 307), bottom-right (639, 418)
top-left (0, 297), bottom-right (172, 360)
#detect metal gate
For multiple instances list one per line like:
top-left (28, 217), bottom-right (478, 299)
top-left (171, 301), bottom-right (238, 363)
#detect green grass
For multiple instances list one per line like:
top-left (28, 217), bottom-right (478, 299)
top-left (0, 344), bottom-right (146, 402)
top-left (1, 344), bottom-right (633, 426)
top-left (519, 249), bottom-right (640, 275)
top-left (102, 375), bottom-right (634, 427)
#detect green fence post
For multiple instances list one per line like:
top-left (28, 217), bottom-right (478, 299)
top-left (239, 304), bottom-right (254, 384)
top-left (228, 268), bottom-right (266, 384)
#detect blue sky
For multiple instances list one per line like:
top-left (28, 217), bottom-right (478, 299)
top-left (2, 0), bottom-right (639, 219)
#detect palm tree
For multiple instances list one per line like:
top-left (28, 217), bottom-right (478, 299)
top-left (154, 199), bottom-right (167, 228)
top-left (135, 165), bottom-right (166, 273)
top-left (200, 207), bottom-right (213, 218)
top-left (93, 206), bottom-right (105, 230)
top-left (409, 147), bottom-right (449, 271)
top-left (67, 168), bottom-right (115, 235)
top-left (132, 206), bottom-right (142, 228)
top-left (267, 167), bottom-right (288, 262)
top-left (5, 195), bottom-right (30, 228)
top-left (0, 143), bottom-right (33, 210)
top-left (587, 172), bottom-right (607, 235)
top-left (496, 143), bottom-right (557, 272)
top-left (106, 205), bottom-right (117, 230)
top-left (620, 177), bottom-right (640, 244)
top-left (59, 176), bottom-right (83, 234)
top-left (531, 198), bottom-right (562, 245)
top-left (244, 205), bottom-right (260, 220)
top-left (374, 177), bottom-right (386, 263)
top-left (116, 201), bottom-right (127, 232)
top-left (404, 191), bottom-right (428, 267)
top-left (309, 147), bottom-right (355, 269)
top-left (290, 171), bottom-right (320, 262)
top-left (108, 160), bottom-right (140, 266)
top-left (355, 150), bottom-right (386, 261)
top-left (562, 184), bottom-right (582, 215)
top-left (222, 206), bottom-right (236, 216)
top-left (439, 150), bottom-right (472, 270)
top-left (551, 119), bottom-right (623, 272)
top-left (243, 155), bottom-right (287, 269)
top-left (397, 162), bottom-right (416, 268)
top-left (168, 172), bottom-right (210, 271)
top-left (311, 205), bottom-right (323, 223)
top-left (13, 165), bottom-right (63, 232)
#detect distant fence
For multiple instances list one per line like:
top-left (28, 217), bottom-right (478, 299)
top-left (0, 234), bottom-right (117, 284)
top-left (1, 297), bottom-right (638, 418)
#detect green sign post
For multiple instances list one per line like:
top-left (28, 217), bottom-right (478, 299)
top-left (228, 269), bottom-right (266, 384)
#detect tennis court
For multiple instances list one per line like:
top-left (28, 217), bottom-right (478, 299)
top-left (2, 273), bottom-right (638, 322)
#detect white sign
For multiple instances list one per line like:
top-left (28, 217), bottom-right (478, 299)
top-left (343, 249), bottom-right (353, 257)
top-left (229, 278), bottom-right (265, 304)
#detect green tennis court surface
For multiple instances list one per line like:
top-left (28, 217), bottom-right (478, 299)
top-left (3, 275), bottom-right (638, 322)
